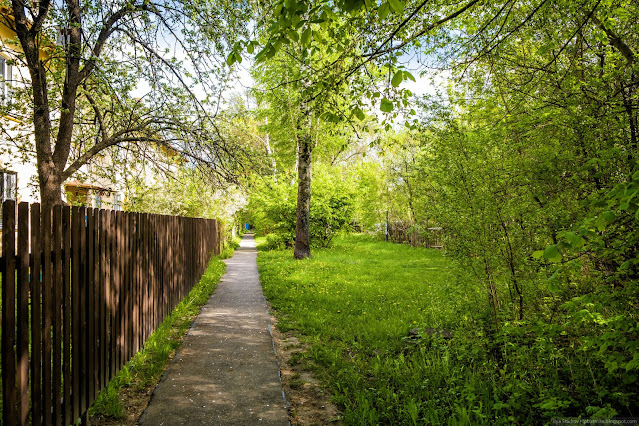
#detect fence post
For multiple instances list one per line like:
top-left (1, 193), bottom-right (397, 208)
top-left (30, 203), bottom-right (43, 426)
top-left (62, 205), bottom-right (72, 425)
top-left (385, 211), bottom-right (389, 242)
top-left (17, 202), bottom-right (30, 424)
top-left (41, 204), bottom-right (53, 425)
top-left (2, 200), bottom-right (17, 424)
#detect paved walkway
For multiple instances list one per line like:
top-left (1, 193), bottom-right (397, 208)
top-left (140, 234), bottom-right (289, 425)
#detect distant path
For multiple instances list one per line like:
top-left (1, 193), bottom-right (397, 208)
top-left (140, 234), bottom-right (289, 425)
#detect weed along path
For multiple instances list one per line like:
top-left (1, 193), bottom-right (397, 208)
top-left (139, 234), bottom-right (289, 425)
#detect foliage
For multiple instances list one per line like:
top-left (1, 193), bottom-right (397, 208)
top-left (0, 0), bottom-right (254, 205)
top-left (241, 1), bottom-right (639, 421)
top-left (220, 236), bottom-right (242, 259)
top-left (246, 164), bottom-right (356, 249)
top-left (124, 166), bottom-right (247, 236)
top-left (257, 235), bottom-right (638, 424)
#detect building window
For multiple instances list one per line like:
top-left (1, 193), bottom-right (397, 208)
top-left (0, 56), bottom-right (13, 104)
top-left (113, 193), bottom-right (122, 211)
top-left (1, 171), bottom-right (17, 202)
top-left (94, 192), bottom-right (103, 209)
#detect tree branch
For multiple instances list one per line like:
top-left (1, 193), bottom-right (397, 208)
top-left (591, 15), bottom-right (636, 65)
top-left (363, 0), bottom-right (482, 59)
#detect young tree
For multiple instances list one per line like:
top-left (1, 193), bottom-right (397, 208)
top-left (1, 0), bottom-right (250, 206)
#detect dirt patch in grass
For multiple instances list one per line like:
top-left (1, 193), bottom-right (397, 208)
top-left (269, 308), bottom-right (342, 425)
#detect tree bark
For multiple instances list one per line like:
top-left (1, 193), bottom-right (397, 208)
top-left (294, 133), bottom-right (312, 259)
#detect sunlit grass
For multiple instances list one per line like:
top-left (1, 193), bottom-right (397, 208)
top-left (257, 234), bottom-right (491, 424)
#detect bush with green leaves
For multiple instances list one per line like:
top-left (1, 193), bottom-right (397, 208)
top-left (246, 164), bottom-right (355, 249)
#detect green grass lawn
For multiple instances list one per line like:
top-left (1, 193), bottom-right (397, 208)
top-left (257, 234), bottom-right (493, 425)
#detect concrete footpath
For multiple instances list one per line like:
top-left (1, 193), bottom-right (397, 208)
top-left (139, 234), bottom-right (289, 425)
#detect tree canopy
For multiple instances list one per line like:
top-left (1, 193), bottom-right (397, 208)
top-left (0, 0), bottom-right (259, 206)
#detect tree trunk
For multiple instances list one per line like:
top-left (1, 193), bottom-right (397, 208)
top-left (39, 166), bottom-right (64, 207)
top-left (294, 133), bottom-right (312, 259)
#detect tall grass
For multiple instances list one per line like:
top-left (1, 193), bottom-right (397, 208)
top-left (257, 235), bottom-right (496, 424)
top-left (258, 235), bottom-right (639, 424)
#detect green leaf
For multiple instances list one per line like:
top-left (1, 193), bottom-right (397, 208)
top-left (391, 70), bottom-right (403, 87)
top-left (345, 0), bottom-right (365, 13)
top-left (301, 28), bottom-right (312, 46)
top-left (284, 0), bottom-right (297, 12)
top-left (380, 98), bottom-right (393, 112)
top-left (324, 112), bottom-right (340, 123)
top-left (234, 51), bottom-right (242, 63)
top-left (353, 106), bottom-right (365, 121)
top-left (403, 71), bottom-right (416, 82)
top-left (532, 250), bottom-right (544, 260)
top-left (288, 29), bottom-right (299, 42)
top-left (603, 210), bottom-right (616, 222)
top-left (543, 245), bottom-right (562, 263)
top-left (266, 45), bottom-right (277, 59)
top-left (565, 232), bottom-right (585, 249)
top-left (268, 19), bottom-right (282, 33)
top-left (312, 30), bottom-right (323, 44)
top-left (247, 42), bottom-right (255, 54)
top-left (226, 52), bottom-right (236, 66)
top-left (378, 2), bottom-right (390, 19)
top-left (595, 215), bottom-right (607, 232)
top-left (388, 0), bottom-right (404, 13)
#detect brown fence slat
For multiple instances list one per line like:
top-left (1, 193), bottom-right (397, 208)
top-left (141, 214), bottom-right (147, 343)
top-left (79, 207), bottom-right (87, 415)
top-left (114, 211), bottom-right (122, 375)
top-left (87, 208), bottom-right (96, 405)
top-left (52, 205), bottom-right (63, 425)
top-left (92, 209), bottom-right (100, 399)
top-left (31, 203), bottom-right (43, 426)
top-left (71, 206), bottom-right (81, 422)
top-left (2, 200), bottom-right (17, 424)
top-left (62, 205), bottom-right (72, 426)
top-left (108, 210), bottom-right (116, 381)
top-left (100, 210), bottom-right (108, 390)
top-left (124, 212), bottom-right (131, 364)
top-left (41, 204), bottom-right (53, 426)
top-left (146, 214), bottom-right (151, 342)
top-left (17, 202), bottom-right (30, 425)
top-left (118, 211), bottom-right (125, 371)
top-left (94, 209), bottom-right (102, 394)
top-left (132, 213), bottom-right (139, 354)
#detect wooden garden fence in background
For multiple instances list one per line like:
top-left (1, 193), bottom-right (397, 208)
top-left (0, 200), bottom-right (220, 425)
top-left (387, 221), bottom-right (444, 249)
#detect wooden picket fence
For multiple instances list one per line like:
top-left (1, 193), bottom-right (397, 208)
top-left (387, 221), bottom-right (444, 249)
top-left (0, 200), bottom-right (220, 425)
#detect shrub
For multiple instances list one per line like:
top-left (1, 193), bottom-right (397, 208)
top-left (247, 165), bottom-right (355, 248)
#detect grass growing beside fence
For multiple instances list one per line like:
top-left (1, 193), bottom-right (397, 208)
top-left (257, 234), bottom-right (492, 424)
top-left (88, 254), bottom-right (227, 420)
